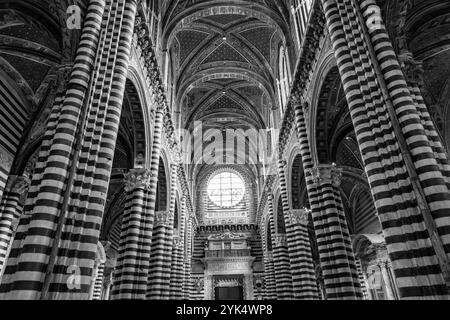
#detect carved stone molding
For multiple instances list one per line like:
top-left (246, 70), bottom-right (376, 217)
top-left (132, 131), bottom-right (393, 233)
top-left (123, 168), bottom-right (151, 192)
top-left (278, 6), bottom-right (326, 157)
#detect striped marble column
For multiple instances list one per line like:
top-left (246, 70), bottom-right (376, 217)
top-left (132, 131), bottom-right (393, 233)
top-left (355, 258), bottom-right (369, 300)
top-left (113, 94), bottom-right (166, 300)
top-left (0, 176), bottom-right (29, 280)
top-left (277, 160), bottom-right (319, 299)
top-left (268, 194), bottom-right (293, 299)
top-left (111, 169), bottom-right (152, 299)
top-left (146, 209), bottom-right (174, 299)
top-left (102, 268), bottom-right (114, 300)
top-left (147, 163), bottom-right (177, 299)
top-left (170, 196), bottom-right (186, 300)
top-left (0, 0), bottom-right (138, 300)
top-left (91, 261), bottom-right (105, 300)
top-left (265, 253), bottom-right (277, 300)
top-left (261, 217), bottom-right (276, 300)
top-left (398, 52), bottom-right (450, 185)
top-left (162, 164), bottom-right (178, 298)
top-left (311, 164), bottom-right (363, 299)
top-left (321, 0), bottom-right (450, 298)
top-left (292, 100), bottom-right (361, 299)
top-left (183, 216), bottom-right (194, 300)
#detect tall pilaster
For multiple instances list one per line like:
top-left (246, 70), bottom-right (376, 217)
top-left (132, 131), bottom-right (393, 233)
top-left (267, 194), bottom-right (293, 299)
top-left (0, 0), bottom-right (138, 300)
top-left (321, 0), bottom-right (450, 298)
top-left (111, 169), bottom-right (152, 299)
top-left (277, 159), bottom-right (319, 299)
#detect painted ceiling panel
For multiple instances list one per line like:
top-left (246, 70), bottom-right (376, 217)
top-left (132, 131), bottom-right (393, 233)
top-left (177, 29), bottom-right (209, 64)
top-left (202, 42), bottom-right (249, 64)
top-left (239, 26), bottom-right (275, 62)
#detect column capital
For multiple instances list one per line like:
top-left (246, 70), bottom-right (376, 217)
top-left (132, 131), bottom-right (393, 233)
top-left (278, 158), bottom-right (287, 169)
top-left (50, 63), bottom-right (74, 96)
top-left (154, 97), bottom-right (167, 113)
top-left (173, 235), bottom-right (183, 248)
top-left (274, 234), bottom-right (287, 247)
top-left (311, 164), bottom-right (342, 187)
top-left (103, 269), bottom-right (114, 286)
top-left (398, 51), bottom-right (424, 86)
top-left (6, 175), bottom-right (31, 195)
top-left (124, 168), bottom-right (151, 192)
top-left (289, 209), bottom-right (310, 226)
top-left (170, 162), bottom-right (180, 170)
top-left (367, 242), bottom-right (387, 256)
top-left (154, 210), bottom-right (174, 228)
top-left (291, 90), bottom-right (302, 107)
top-left (302, 101), bottom-right (310, 121)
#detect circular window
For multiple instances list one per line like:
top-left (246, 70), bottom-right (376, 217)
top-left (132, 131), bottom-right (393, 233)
top-left (207, 172), bottom-right (245, 208)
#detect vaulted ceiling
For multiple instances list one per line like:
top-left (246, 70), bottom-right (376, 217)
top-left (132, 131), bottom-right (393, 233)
top-left (162, 1), bottom-right (291, 131)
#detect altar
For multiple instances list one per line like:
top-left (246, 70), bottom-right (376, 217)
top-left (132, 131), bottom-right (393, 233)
top-left (201, 231), bottom-right (255, 300)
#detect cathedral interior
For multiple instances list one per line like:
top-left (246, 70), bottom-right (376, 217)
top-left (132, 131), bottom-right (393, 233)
top-left (0, 0), bottom-right (449, 301)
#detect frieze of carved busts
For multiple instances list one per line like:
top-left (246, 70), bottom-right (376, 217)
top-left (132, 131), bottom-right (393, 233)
top-left (311, 164), bottom-right (342, 187)
top-left (124, 168), bottom-right (152, 192)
